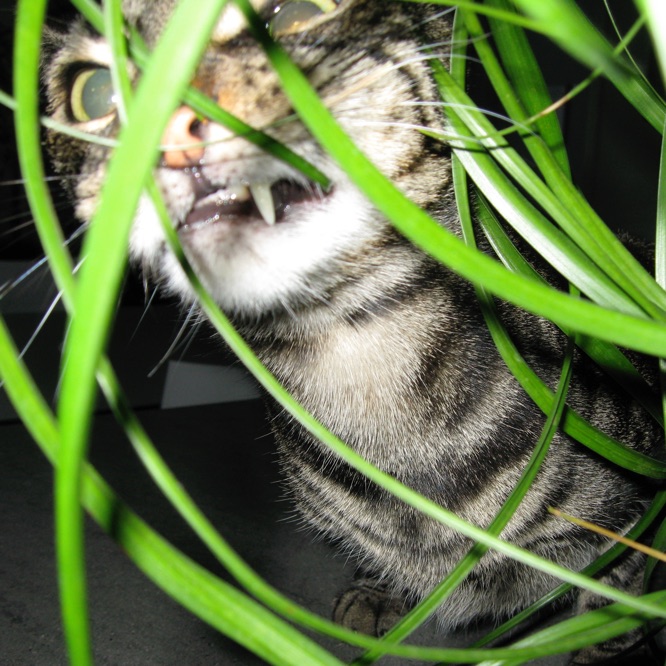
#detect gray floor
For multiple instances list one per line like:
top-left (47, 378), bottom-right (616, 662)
top-left (0, 397), bottom-right (582, 665)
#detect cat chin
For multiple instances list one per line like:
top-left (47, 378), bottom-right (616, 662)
top-left (129, 182), bottom-right (384, 318)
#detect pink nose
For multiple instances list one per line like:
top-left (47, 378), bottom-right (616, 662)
top-left (161, 106), bottom-right (205, 168)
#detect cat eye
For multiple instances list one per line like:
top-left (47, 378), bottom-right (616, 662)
top-left (269, 0), bottom-right (338, 36)
top-left (69, 67), bottom-right (117, 123)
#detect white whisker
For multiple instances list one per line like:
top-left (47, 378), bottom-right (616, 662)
top-left (0, 175), bottom-right (73, 186)
top-left (130, 286), bottom-right (161, 343)
top-left (397, 100), bottom-right (543, 138)
top-left (0, 224), bottom-right (84, 306)
top-left (17, 291), bottom-right (64, 362)
top-left (147, 302), bottom-right (199, 378)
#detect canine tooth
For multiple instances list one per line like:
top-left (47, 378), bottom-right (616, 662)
top-left (249, 183), bottom-right (276, 226)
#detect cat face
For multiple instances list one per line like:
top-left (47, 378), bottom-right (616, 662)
top-left (45, 1), bottom-right (452, 321)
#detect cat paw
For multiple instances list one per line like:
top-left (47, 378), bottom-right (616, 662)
top-left (333, 578), bottom-right (409, 636)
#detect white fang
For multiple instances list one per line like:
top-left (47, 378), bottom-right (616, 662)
top-left (250, 183), bottom-right (276, 226)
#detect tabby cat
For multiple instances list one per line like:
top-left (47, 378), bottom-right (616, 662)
top-left (43, 1), bottom-right (662, 663)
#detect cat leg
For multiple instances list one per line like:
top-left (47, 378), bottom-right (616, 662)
top-left (333, 576), bottom-right (411, 637)
top-left (570, 549), bottom-right (653, 665)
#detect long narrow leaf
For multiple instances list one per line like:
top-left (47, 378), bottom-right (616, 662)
top-left (0, 323), bottom-right (347, 666)
top-left (512, 0), bottom-right (665, 131)
top-left (635, 0), bottom-right (666, 86)
top-left (433, 62), bottom-right (666, 320)
top-left (351, 132), bottom-right (575, 665)
top-left (54, 2), bottom-right (229, 664)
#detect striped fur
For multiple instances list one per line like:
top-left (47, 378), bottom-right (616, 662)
top-left (44, 2), bottom-right (662, 662)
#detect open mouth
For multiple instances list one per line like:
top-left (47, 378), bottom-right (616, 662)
top-left (179, 176), bottom-right (330, 232)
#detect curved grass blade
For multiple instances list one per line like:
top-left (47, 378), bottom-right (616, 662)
top-left (656, 116), bottom-right (666, 509)
top-left (471, 492), bottom-right (666, 650)
top-left (635, 0), bottom-right (666, 86)
top-left (403, 0), bottom-right (543, 32)
top-left (603, 0), bottom-right (660, 98)
top-left (235, 3), bottom-right (666, 358)
top-left (476, 194), bottom-right (665, 444)
top-left (463, 1), bottom-right (570, 175)
top-left (10, 3), bottom-right (347, 659)
top-left (475, 589), bottom-right (666, 666)
top-left (477, 196), bottom-right (663, 427)
top-left (432, 60), bottom-right (666, 321)
top-left (511, 0), bottom-right (665, 132)
top-left (0, 323), bottom-right (350, 666)
top-left (350, 143), bottom-right (575, 666)
top-left (12, 0), bottom-right (91, 661)
top-left (52, 1), bottom-right (230, 663)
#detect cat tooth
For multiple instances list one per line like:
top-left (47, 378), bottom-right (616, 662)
top-left (249, 183), bottom-right (276, 226)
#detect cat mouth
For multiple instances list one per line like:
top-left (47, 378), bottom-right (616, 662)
top-left (179, 179), bottom-right (329, 231)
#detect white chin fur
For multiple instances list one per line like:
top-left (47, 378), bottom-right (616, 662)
top-left (129, 182), bottom-right (379, 318)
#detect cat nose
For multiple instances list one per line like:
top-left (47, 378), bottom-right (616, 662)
top-left (161, 106), bottom-right (205, 168)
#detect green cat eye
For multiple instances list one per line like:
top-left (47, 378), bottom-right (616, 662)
top-left (69, 67), bottom-right (117, 123)
top-left (269, 0), bottom-right (337, 36)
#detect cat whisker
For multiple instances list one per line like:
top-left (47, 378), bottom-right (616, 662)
top-left (147, 302), bottom-right (199, 378)
top-left (0, 254), bottom-right (52, 300)
top-left (130, 286), bottom-right (161, 343)
top-left (1, 251), bottom-right (85, 387)
top-left (400, 100), bottom-right (543, 137)
top-left (415, 6), bottom-right (457, 28)
top-left (0, 175), bottom-right (75, 186)
top-left (342, 118), bottom-right (491, 147)
top-left (15, 290), bottom-right (65, 363)
top-left (0, 224), bottom-right (85, 301)
top-left (0, 200), bottom-right (73, 232)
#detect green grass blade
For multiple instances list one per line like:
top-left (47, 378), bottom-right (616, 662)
top-left (472, 489), bottom-right (666, 648)
top-left (433, 62), bottom-right (666, 320)
top-left (350, 139), bottom-right (575, 665)
top-left (656, 118), bottom-right (666, 454)
top-left (511, 0), bottom-right (665, 131)
top-left (12, 0), bottom-right (88, 660)
top-left (477, 194), bottom-right (664, 429)
top-left (465, 1), bottom-right (570, 176)
top-left (70, 0), bottom-right (104, 30)
top-left (104, 0), bottom-right (132, 125)
top-left (636, 0), bottom-right (666, 86)
top-left (404, 0), bottom-right (543, 31)
top-left (478, 199), bottom-right (663, 426)
top-left (0, 329), bottom-right (348, 666)
top-left (54, 2), bottom-right (230, 664)
top-left (9, 3), bottom-right (348, 658)
top-left (235, 1), bottom-right (666, 358)
top-left (0, 318), bottom-right (60, 459)
top-left (476, 590), bottom-right (666, 666)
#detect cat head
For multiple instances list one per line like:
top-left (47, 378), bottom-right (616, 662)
top-left (44, 1), bottom-right (454, 322)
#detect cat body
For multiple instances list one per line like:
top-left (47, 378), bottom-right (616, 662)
top-left (44, 1), bottom-right (662, 661)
